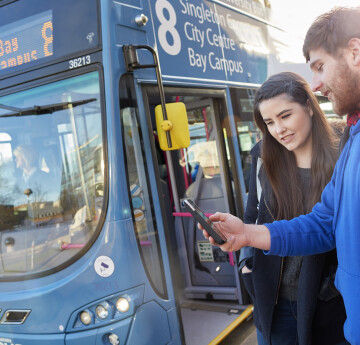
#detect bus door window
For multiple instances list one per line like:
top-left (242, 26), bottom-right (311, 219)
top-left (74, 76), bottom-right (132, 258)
top-left (186, 101), bottom-right (218, 181)
top-left (119, 75), bottom-right (167, 298)
top-left (181, 99), bottom-right (237, 288)
top-left (0, 71), bottom-right (105, 279)
top-left (230, 88), bottom-right (262, 193)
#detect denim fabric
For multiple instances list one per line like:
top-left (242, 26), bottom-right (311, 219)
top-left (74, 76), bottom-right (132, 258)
top-left (256, 297), bottom-right (349, 345)
top-left (257, 298), bottom-right (298, 345)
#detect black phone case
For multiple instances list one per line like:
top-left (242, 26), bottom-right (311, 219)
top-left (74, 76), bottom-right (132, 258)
top-left (183, 199), bottom-right (226, 245)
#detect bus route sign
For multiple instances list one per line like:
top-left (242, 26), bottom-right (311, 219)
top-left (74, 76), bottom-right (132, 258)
top-left (151, 0), bottom-right (268, 84)
top-left (0, 11), bottom-right (53, 72)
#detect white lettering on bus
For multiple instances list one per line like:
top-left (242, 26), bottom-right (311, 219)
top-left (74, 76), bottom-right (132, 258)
top-left (69, 55), bottom-right (91, 69)
top-left (188, 48), bottom-right (243, 76)
top-left (155, 0), bottom-right (181, 55)
top-left (179, 0), bottom-right (226, 27)
top-left (209, 52), bottom-right (243, 75)
top-left (184, 22), bottom-right (205, 48)
top-left (206, 28), bottom-right (235, 50)
top-left (188, 48), bottom-right (207, 72)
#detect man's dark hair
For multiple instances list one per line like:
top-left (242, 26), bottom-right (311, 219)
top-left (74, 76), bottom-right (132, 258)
top-left (303, 6), bottom-right (360, 62)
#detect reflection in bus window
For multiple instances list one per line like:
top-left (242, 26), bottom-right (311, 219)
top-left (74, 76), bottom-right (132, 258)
top-left (183, 105), bottom-right (219, 180)
top-left (13, 144), bottom-right (60, 205)
top-left (230, 87), bottom-right (262, 193)
top-left (0, 71), bottom-right (105, 278)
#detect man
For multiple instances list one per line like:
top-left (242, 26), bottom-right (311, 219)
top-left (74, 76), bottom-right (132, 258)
top-left (13, 145), bottom-right (59, 204)
top-left (201, 7), bottom-right (360, 345)
top-left (14, 145), bottom-right (49, 192)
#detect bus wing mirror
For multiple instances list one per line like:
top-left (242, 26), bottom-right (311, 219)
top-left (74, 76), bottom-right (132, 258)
top-left (155, 102), bottom-right (190, 151)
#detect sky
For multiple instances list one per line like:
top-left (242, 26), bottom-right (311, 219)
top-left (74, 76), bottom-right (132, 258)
top-left (270, 0), bottom-right (360, 38)
top-left (264, 0), bottom-right (359, 83)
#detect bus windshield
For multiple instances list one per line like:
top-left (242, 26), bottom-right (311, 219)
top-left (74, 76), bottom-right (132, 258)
top-left (0, 71), bottom-right (104, 280)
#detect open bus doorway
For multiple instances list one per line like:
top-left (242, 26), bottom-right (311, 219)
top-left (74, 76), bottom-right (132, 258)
top-left (142, 86), bottom-right (249, 305)
top-left (139, 85), bottom-right (258, 344)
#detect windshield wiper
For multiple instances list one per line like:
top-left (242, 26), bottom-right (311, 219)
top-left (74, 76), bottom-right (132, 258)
top-left (0, 103), bottom-right (22, 112)
top-left (0, 98), bottom-right (97, 118)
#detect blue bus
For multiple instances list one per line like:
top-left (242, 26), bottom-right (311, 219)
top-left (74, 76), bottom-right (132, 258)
top-left (0, 0), bottom-right (309, 344)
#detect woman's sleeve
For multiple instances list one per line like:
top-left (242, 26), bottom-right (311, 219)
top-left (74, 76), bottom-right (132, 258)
top-left (244, 143), bottom-right (261, 225)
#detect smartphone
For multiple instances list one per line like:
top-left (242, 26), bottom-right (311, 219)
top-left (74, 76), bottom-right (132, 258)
top-left (182, 199), bottom-right (226, 245)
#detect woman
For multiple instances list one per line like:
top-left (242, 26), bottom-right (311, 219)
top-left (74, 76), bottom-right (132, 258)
top-left (240, 72), bottom-right (348, 345)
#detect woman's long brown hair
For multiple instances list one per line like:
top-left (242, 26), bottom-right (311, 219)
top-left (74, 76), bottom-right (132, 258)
top-left (253, 72), bottom-right (338, 220)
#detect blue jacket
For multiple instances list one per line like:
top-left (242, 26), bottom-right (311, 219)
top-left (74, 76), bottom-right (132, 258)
top-left (266, 120), bottom-right (360, 345)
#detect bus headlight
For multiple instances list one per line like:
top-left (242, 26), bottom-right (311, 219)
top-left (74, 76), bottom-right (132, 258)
top-left (80, 310), bottom-right (92, 325)
top-left (116, 297), bottom-right (129, 313)
top-left (95, 303), bottom-right (109, 320)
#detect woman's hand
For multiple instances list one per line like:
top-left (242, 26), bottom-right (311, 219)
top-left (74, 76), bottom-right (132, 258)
top-left (241, 266), bottom-right (252, 274)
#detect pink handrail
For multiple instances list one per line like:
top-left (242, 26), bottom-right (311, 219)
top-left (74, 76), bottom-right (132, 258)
top-left (61, 243), bottom-right (85, 250)
top-left (140, 241), bottom-right (152, 246)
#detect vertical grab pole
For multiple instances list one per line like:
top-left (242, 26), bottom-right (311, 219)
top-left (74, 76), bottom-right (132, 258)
top-left (123, 45), bottom-right (172, 148)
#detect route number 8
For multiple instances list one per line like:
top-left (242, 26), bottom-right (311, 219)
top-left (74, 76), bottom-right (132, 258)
top-left (155, 0), bottom-right (181, 55)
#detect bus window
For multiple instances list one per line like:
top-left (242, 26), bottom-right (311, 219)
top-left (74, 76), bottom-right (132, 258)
top-left (186, 102), bottom-right (219, 179)
top-left (0, 133), bottom-right (17, 231)
top-left (230, 88), bottom-right (262, 193)
top-left (0, 71), bottom-right (105, 279)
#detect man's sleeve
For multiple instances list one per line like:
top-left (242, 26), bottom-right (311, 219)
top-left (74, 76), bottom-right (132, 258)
top-left (265, 168), bottom-right (337, 257)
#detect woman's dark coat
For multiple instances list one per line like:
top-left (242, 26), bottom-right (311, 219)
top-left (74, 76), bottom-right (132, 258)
top-left (241, 142), bottom-right (348, 345)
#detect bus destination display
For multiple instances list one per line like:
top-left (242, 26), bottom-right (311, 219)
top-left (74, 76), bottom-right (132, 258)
top-left (0, 11), bottom-right (53, 72)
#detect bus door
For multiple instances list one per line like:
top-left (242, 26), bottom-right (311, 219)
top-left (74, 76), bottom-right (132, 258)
top-left (230, 87), bottom-right (262, 194)
top-left (142, 86), bottom-right (247, 304)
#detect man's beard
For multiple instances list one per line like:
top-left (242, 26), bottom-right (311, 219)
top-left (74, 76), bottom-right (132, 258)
top-left (332, 61), bottom-right (360, 116)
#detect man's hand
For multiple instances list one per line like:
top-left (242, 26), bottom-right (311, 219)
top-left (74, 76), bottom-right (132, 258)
top-left (198, 212), bottom-right (249, 251)
top-left (198, 212), bottom-right (271, 252)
